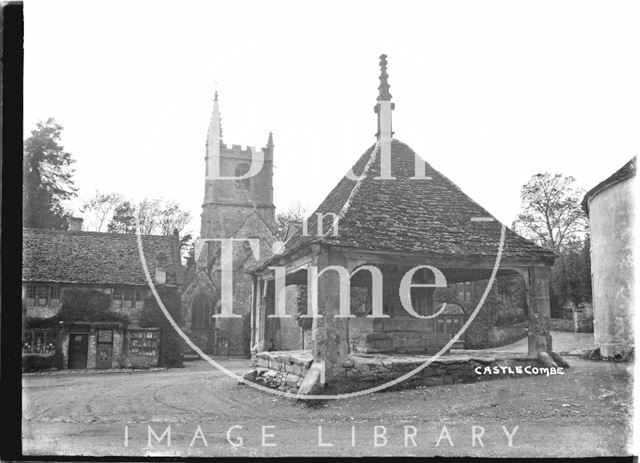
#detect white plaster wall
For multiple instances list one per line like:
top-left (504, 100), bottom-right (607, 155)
top-left (589, 176), bottom-right (635, 357)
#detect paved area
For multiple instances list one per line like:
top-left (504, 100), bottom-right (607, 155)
top-left (490, 331), bottom-right (594, 354)
top-left (22, 356), bottom-right (631, 457)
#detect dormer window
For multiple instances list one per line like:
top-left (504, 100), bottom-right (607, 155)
top-left (235, 163), bottom-right (251, 190)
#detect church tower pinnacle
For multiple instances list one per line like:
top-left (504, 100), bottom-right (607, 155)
top-left (200, 91), bottom-right (275, 240)
top-left (206, 91), bottom-right (222, 178)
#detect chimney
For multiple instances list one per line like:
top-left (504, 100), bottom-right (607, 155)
top-left (68, 217), bottom-right (83, 231)
top-left (154, 251), bottom-right (168, 285)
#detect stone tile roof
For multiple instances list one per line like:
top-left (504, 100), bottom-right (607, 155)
top-left (23, 228), bottom-right (181, 286)
top-left (582, 156), bottom-right (636, 215)
top-left (260, 139), bottom-right (555, 269)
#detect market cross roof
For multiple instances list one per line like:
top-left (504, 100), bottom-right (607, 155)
top-left (22, 228), bottom-right (182, 286)
top-left (259, 138), bottom-right (557, 270)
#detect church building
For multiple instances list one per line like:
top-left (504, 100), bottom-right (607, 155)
top-left (181, 92), bottom-right (279, 357)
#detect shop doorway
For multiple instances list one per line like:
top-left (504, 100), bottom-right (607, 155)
top-left (96, 329), bottom-right (114, 369)
top-left (68, 333), bottom-right (88, 369)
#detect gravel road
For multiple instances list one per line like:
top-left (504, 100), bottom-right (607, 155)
top-left (22, 357), bottom-right (632, 457)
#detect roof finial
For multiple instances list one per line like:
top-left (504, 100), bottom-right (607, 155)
top-left (267, 131), bottom-right (274, 148)
top-left (378, 54), bottom-right (392, 101)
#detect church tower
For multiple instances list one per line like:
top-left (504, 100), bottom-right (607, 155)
top-left (200, 92), bottom-right (275, 239)
top-left (182, 91), bottom-right (277, 358)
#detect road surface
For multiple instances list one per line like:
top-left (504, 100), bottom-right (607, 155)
top-left (22, 356), bottom-right (630, 457)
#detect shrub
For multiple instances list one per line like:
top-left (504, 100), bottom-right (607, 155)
top-left (56, 288), bottom-right (127, 323)
top-left (22, 353), bottom-right (61, 372)
top-left (140, 285), bottom-right (184, 368)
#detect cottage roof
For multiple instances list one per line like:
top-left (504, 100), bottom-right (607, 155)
top-left (259, 139), bottom-right (556, 270)
top-left (582, 156), bottom-right (636, 216)
top-left (22, 228), bottom-right (181, 286)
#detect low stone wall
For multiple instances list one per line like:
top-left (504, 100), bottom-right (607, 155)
top-left (549, 316), bottom-right (594, 334)
top-left (575, 317), bottom-right (594, 333)
top-left (249, 350), bottom-right (546, 395)
top-left (550, 318), bottom-right (575, 332)
top-left (253, 350), bottom-right (313, 393)
top-left (341, 354), bottom-right (541, 390)
top-left (349, 318), bottom-right (452, 354)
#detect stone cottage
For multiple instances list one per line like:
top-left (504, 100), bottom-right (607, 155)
top-left (22, 220), bottom-right (182, 370)
top-left (250, 55), bottom-right (558, 384)
top-left (582, 156), bottom-right (636, 358)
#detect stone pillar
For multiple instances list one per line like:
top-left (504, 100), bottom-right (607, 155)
top-left (254, 278), bottom-right (267, 353)
top-left (527, 266), bottom-right (553, 354)
top-left (311, 248), bottom-right (350, 382)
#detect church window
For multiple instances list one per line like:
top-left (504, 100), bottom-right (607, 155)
top-left (235, 163), bottom-right (251, 190)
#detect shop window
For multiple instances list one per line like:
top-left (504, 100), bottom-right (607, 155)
top-left (128, 330), bottom-right (159, 356)
top-left (22, 330), bottom-right (57, 355)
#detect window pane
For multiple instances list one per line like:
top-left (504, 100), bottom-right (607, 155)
top-left (34, 332), bottom-right (45, 353)
top-left (23, 332), bottom-right (33, 353)
top-left (98, 330), bottom-right (113, 343)
top-left (37, 286), bottom-right (48, 306)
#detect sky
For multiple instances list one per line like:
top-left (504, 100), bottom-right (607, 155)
top-left (24, 0), bottom-right (640, 238)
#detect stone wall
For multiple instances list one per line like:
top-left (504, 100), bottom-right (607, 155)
top-left (253, 351), bottom-right (313, 393)
top-left (341, 355), bottom-right (543, 390)
top-left (588, 175), bottom-right (635, 357)
top-left (549, 316), bottom-right (594, 333)
top-left (250, 350), bottom-right (546, 394)
top-left (348, 317), bottom-right (452, 354)
top-left (550, 318), bottom-right (574, 331)
top-left (263, 285), bottom-right (303, 351)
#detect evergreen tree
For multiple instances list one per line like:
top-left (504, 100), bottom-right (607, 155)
top-left (23, 119), bottom-right (77, 229)
top-left (107, 201), bottom-right (137, 233)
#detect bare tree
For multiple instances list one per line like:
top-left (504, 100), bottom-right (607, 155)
top-left (107, 197), bottom-right (191, 237)
top-left (81, 191), bottom-right (123, 231)
top-left (135, 198), bottom-right (162, 235)
top-left (157, 200), bottom-right (191, 235)
top-left (275, 201), bottom-right (309, 241)
top-left (512, 173), bottom-right (587, 253)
